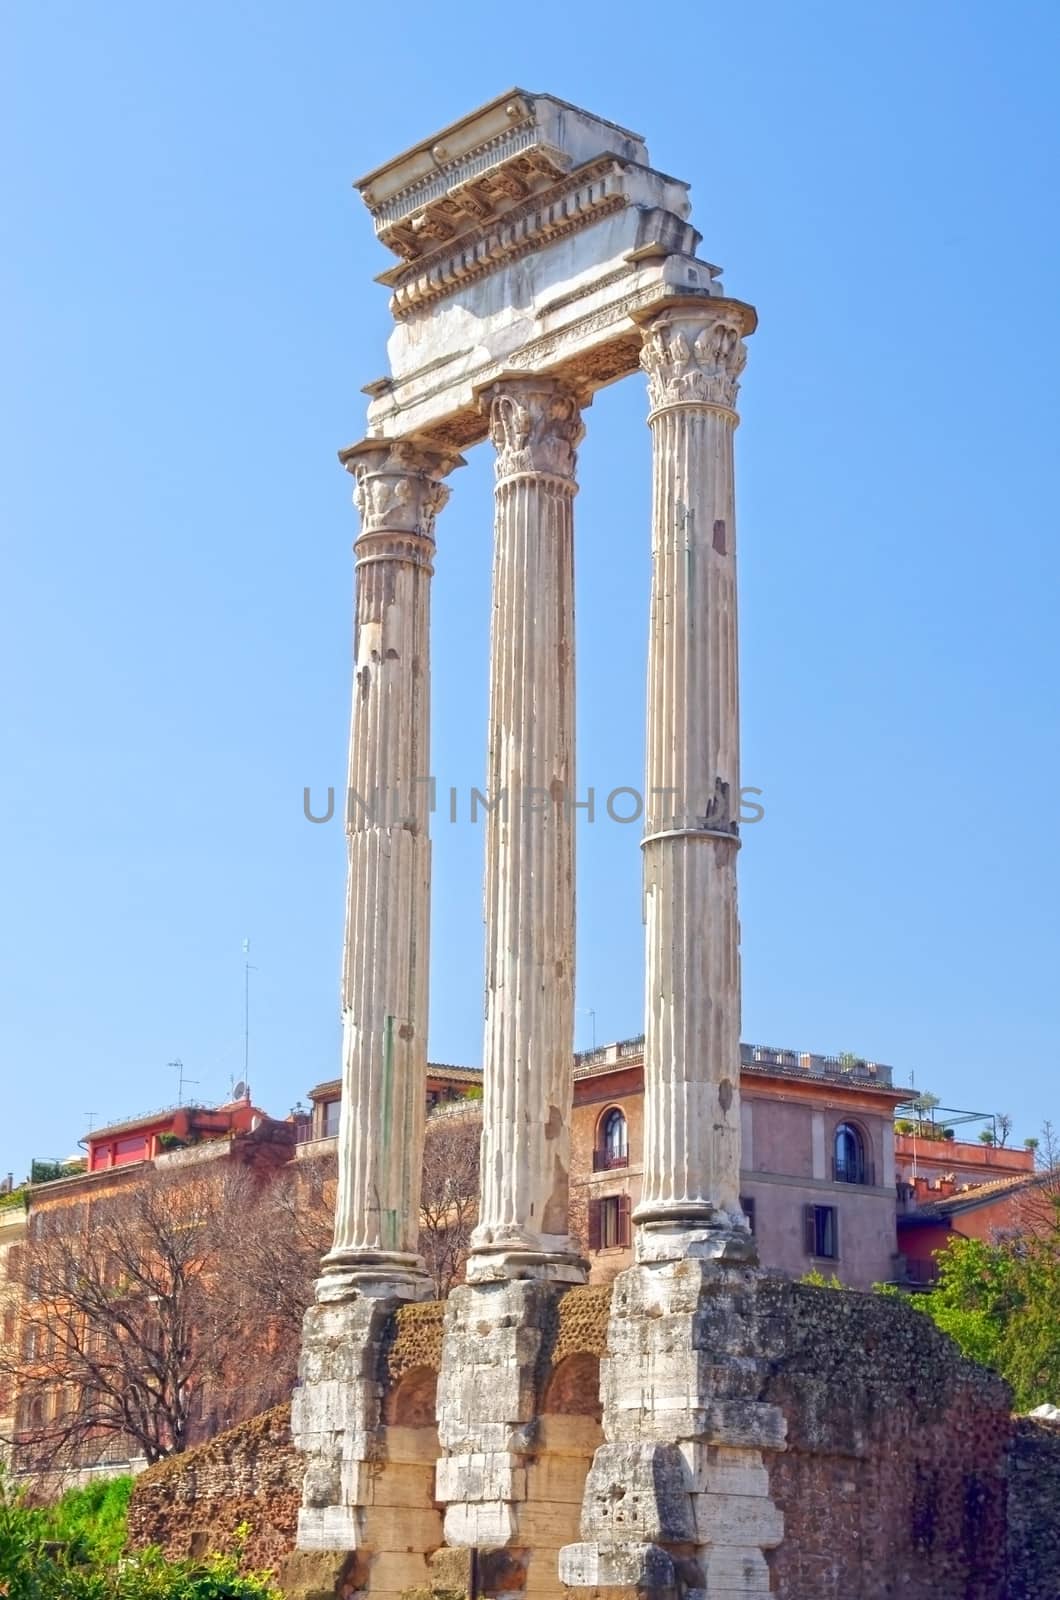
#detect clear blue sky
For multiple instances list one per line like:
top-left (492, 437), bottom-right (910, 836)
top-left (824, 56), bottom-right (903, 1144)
top-left (3, 1), bottom-right (1059, 1177)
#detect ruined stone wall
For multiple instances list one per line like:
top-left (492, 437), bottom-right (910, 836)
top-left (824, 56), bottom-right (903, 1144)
top-left (760, 1281), bottom-right (1012, 1600)
top-left (125, 1283), bottom-right (1060, 1600)
top-left (1007, 1415), bottom-right (1060, 1600)
top-left (127, 1403), bottom-right (301, 1571)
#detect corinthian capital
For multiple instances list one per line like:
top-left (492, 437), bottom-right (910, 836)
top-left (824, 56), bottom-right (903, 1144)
top-left (640, 307), bottom-right (749, 417)
top-left (341, 440), bottom-right (463, 541)
top-left (484, 378), bottom-right (585, 485)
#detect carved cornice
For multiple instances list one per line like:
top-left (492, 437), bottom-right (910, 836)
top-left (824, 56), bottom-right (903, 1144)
top-left (340, 442), bottom-right (462, 554)
top-left (365, 122), bottom-right (569, 261)
top-left (484, 380), bottom-right (585, 486)
top-left (640, 308), bottom-right (748, 418)
top-left (356, 89), bottom-right (647, 266)
top-left (383, 159), bottom-right (629, 317)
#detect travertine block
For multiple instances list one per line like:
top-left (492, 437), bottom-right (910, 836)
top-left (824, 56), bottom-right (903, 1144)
top-left (559, 1540), bottom-right (676, 1591)
top-left (697, 1544), bottom-right (773, 1592)
top-left (678, 1445), bottom-right (770, 1499)
top-left (563, 1264), bottom-right (784, 1594)
top-left (692, 1492), bottom-right (783, 1548)
top-left (443, 1500), bottom-right (519, 1549)
top-left (580, 1444), bottom-right (695, 1543)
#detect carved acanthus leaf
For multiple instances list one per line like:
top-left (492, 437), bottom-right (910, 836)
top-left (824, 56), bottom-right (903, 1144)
top-left (487, 384), bottom-right (585, 483)
top-left (640, 312), bottom-right (747, 414)
top-left (349, 443), bottom-right (458, 538)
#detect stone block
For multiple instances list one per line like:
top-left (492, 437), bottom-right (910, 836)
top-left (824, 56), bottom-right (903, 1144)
top-left (558, 1540), bottom-right (676, 1592)
top-left (580, 1444), bottom-right (695, 1544)
top-left (364, 1461), bottom-right (436, 1511)
top-left (296, 1504), bottom-right (361, 1552)
top-left (697, 1544), bottom-right (772, 1592)
top-left (692, 1492), bottom-right (783, 1549)
top-left (369, 1551), bottom-right (432, 1592)
top-left (443, 1499), bottom-right (519, 1549)
top-left (513, 1499), bottom-right (584, 1546)
top-left (700, 1400), bottom-right (787, 1451)
top-left (361, 1505), bottom-right (443, 1552)
top-left (384, 1425), bottom-right (441, 1467)
top-left (435, 1452), bottom-right (527, 1505)
top-left (537, 1415), bottom-right (602, 1457)
top-left (677, 1444), bottom-right (769, 1498)
top-left (427, 1544), bottom-right (472, 1595)
top-left (525, 1453), bottom-right (594, 1504)
top-left (275, 1549), bottom-right (359, 1600)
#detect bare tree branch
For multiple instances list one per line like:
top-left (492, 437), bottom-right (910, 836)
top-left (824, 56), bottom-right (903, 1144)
top-left (418, 1114), bottom-right (480, 1298)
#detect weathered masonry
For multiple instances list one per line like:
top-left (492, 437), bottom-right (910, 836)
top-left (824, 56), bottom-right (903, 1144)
top-left (289, 91), bottom-right (1010, 1600)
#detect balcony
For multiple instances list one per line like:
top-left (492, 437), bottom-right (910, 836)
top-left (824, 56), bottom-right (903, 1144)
top-left (592, 1148), bottom-right (629, 1172)
top-left (832, 1156), bottom-right (876, 1186)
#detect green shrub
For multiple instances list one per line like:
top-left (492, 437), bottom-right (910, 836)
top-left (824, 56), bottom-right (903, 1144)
top-left (800, 1268), bottom-right (845, 1289)
top-left (0, 1469), bottom-right (277, 1599)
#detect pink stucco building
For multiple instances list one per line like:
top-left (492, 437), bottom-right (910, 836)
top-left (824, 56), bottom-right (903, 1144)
top-left (572, 1038), bottom-right (910, 1290)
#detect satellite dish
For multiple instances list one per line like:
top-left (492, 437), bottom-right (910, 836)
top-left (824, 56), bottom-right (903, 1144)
top-left (233, 1080), bottom-right (248, 1101)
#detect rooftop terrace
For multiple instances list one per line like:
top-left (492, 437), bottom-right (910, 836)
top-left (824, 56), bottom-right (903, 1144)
top-left (574, 1036), bottom-right (904, 1092)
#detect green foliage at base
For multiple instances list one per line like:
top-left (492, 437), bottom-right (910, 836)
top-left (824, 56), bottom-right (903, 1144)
top-left (888, 1225), bottom-right (1060, 1410)
top-left (0, 1472), bottom-right (278, 1599)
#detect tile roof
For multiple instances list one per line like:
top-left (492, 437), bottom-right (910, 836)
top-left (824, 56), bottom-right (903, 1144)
top-left (902, 1171), bottom-right (1046, 1221)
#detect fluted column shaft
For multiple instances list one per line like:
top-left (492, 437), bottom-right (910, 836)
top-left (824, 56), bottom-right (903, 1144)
top-left (325, 440), bottom-right (460, 1291)
top-left (636, 303), bottom-right (756, 1252)
top-left (469, 379), bottom-right (586, 1282)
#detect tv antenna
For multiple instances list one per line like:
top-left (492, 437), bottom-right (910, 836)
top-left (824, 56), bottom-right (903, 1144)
top-left (242, 938), bottom-right (258, 1096)
top-left (171, 1059), bottom-right (197, 1106)
top-left (84, 1111), bottom-right (98, 1134)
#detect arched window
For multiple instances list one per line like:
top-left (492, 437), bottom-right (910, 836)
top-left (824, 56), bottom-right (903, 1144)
top-left (595, 1108), bottom-right (629, 1171)
top-left (834, 1123), bottom-right (871, 1185)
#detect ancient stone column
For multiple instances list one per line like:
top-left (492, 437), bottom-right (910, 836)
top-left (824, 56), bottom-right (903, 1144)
top-left (468, 377), bottom-right (587, 1283)
top-left (561, 297), bottom-right (785, 1600)
top-left (292, 439), bottom-right (460, 1555)
top-left (635, 301), bottom-right (757, 1261)
top-left (322, 439), bottom-right (461, 1293)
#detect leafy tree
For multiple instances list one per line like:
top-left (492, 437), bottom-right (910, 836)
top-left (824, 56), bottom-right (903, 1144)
top-left (915, 1229), bottom-right (1060, 1408)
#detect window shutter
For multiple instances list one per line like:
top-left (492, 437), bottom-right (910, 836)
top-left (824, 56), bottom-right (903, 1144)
top-left (831, 1207), bottom-right (840, 1261)
top-left (619, 1193), bottom-right (632, 1248)
top-left (588, 1200), bottom-right (601, 1252)
top-left (804, 1204), bottom-right (817, 1256)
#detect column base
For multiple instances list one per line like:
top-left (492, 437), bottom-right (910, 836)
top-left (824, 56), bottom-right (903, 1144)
top-left (467, 1245), bottom-right (588, 1285)
top-left (318, 1247), bottom-right (433, 1303)
top-left (633, 1215), bottom-right (757, 1267)
top-left (561, 1259), bottom-right (784, 1594)
top-left (436, 1278), bottom-right (578, 1558)
top-left (293, 1268), bottom-right (431, 1553)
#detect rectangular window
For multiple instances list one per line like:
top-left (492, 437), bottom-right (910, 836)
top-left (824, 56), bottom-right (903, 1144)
top-left (804, 1203), bottom-right (838, 1260)
top-left (113, 1136), bottom-right (148, 1166)
top-left (740, 1195), bottom-right (756, 1237)
top-left (588, 1195), bottom-right (632, 1251)
top-left (323, 1100), bottom-right (341, 1138)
